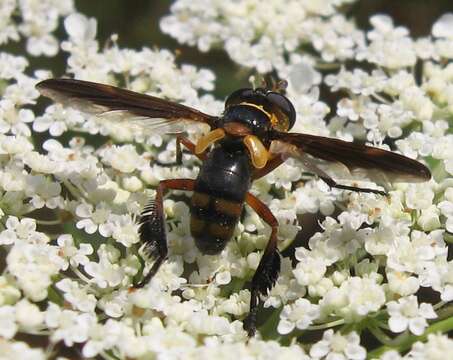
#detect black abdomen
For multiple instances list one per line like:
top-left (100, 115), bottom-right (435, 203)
top-left (191, 144), bottom-right (252, 254)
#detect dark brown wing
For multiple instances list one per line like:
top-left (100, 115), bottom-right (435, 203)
top-left (36, 78), bottom-right (218, 132)
top-left (270, 132), bottom-right (431, 184)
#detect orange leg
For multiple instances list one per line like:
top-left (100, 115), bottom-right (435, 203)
top-left (135, 178), bottom-right (195, 287)
top-left (176, 135), bottom-right (207, 164)
top-left (243, 192), bottom-right (281, 337)
top-left (252, 153), bottom-right (285, 180)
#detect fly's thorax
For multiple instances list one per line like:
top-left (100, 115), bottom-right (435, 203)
top-left (223, 87), bottom-right (296, 132)
top-left (220, 105), bottom-right (272, 144)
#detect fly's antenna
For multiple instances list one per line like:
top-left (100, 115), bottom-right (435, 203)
top-left (249, 75), bottom-right (257, 90)
top-left (249, 74), bottom-right (287, 93)
top-left (275, 79), bottom-right (288, 94)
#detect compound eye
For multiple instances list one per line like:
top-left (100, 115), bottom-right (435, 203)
top-left (225, 88), bottom-right (255, 108)
top-left (266, 92), bottom-right (296, 131)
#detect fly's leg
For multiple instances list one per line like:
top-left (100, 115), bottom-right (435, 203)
top-left (176, 135), bottom-right (207, 164)
top-left (243, 192), bottom-right (281, 337)
top-left (252, 154), bottom-right (285, 180)
top-left (134, 178), bottom-right (195, 287)
top-left (319, 176), bottom-right (387, 196)
top-left (296, 151), bottom-right (387, 196)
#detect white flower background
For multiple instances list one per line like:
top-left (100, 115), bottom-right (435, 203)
top-left (0, 0), bottom-right (452, 359)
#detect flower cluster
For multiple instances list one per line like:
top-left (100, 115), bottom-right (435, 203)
top-left (0, 0), bottom-right (452, 358)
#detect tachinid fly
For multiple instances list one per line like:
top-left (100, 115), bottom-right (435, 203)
top-left (36, 78), bottom-right (431, 336)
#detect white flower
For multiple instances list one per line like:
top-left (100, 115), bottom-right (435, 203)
top-left (264, 258), bottom-right (305, 308)
top-left (0, 339), bottom-right (46, 360)
top-left (56, 278), bottom-right (97, 313)
top-left (438, 198), bottom-right (453, 232)
top-left (45, 303), bottom-right (96, 347)
top-left (106, 213), bottom-right (140, 248)
top-left (277, 298), bottom-right (320, 334)
top-left (320, 277), bottom-right (386, 321)
top-left (97, 290), bottom-right (128, 318)
top-left (216, 290), bottom-right (249, 316)
top-left (25, 174), bottom-right (62, 209)
top-left (0, 99), bottom-right (34, 136)
top-left (362, 223), bottom-right (398, 256)
top-left (400, 86), bottom-right (434, 121)
top-left (408, 333), bottom-right (453, 359)
top-left (293, 248), bottom-right (327, 286)
top-left (33, 104), bottom-right (85, 136)
top-left (0, 305), bottom-right (17, 339)
top-left (57, 234), bottom-right (93, 269)
top-left (0, 53), bottom-right (27, 79)
top-left (82, 319), bottom-right (121, 357)
top-left (405, 183), bottom-right (434, 210)
top-left (0, 276), bottom-right (21, 306)
top-left (75, 202), bottom-right (112, 236)
top-left (162, 0), bottom-right (362, 72)
top-left (0, 134), bottom-right (33, 156)
top-left (357, 15), bottom-right (416, 69)
top-left (432, 13), bottom-right (453, 39)
top-left (7, 239), bottom-right (64, 301)
top-left (23, 151), bottom-right (59, 174)
top-left (387, 230), bottom-right (446, 274)
top-left (84, 245), bottom-right (125, 288)
top-left (0, 0), bottom-right (19, 45)
top-left (387, 271), bottom-right (419, 296)
top-left (185, 310), bottom-right (231, 336)
top-left (15, 299), bottom-right (44, 331)
top-left (310, 329), bottom-right (366, 360)
top-left (95, 319), bottom-right (146, 358)
top-left (417, 205), bottom-right (441, 231)
top-left (0, 216), bottom-right (48, 245)
top-left (292, 180), bottom-right (336, 215)
top-left (419, 256), bottom-right (453, 302)
top-left (308, 212), bottom-right (367, 265)
top-left (387, 295), bottom-right (437, 335)
top-left (325, 67), bottom-right (387, 96)
top-left (122, 175), bottom-right (143, 192)
top-left (99, 144), bottom-right (147, 173)
top-left (18, 0), bottom-right (73, 57)
top-left (64, 13), bottom-right (97, 44)
top-left (0, 162), bottom-right (28, 193)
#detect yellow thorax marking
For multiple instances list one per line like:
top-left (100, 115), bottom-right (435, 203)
top-left (239, 102), bottom-right (279, 128)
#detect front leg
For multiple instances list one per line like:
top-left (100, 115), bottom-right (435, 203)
top-left (243, 192), bottom-right (281, 337)
top-left (134, 178), bottom-right (195, 287)
top-left (176, 135), bottom-right (207, 164)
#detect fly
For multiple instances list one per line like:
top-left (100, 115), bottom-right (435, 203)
top-left (36, 78), bottom-right (431, 336)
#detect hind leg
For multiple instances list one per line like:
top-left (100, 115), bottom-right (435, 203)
top-left (243, 192), bottom-right (281, 337)
top-left (135, 178), bottom-right (195, 287)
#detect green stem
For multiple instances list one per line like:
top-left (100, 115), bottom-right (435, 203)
top-left (100, 350), bottom-right (120, 360)
top-left (62, 179), bottom-right (86, 200)
top-left (367, 316), bottom-right (453, 359)
top-left (34, 218), bottom-right (62, 225)
top-left (436, 303), bottom-right (453, 320)
top-left (72, 266), bottom-right (92, 284)
top-left (371, 92), bottom-right (391, 104)
top-left (367, 324), bottom-right (397, 346)
top-left (307, 318), bottom-right (345, 330)
top-left (315, 62), bottom-right (341, 70)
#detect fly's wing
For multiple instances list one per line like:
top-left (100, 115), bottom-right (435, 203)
top-left (36, 78), bottom-right (218, 134)
top-left (270, 132), bottom-right (431, 185)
